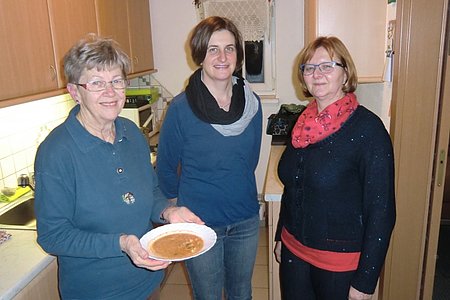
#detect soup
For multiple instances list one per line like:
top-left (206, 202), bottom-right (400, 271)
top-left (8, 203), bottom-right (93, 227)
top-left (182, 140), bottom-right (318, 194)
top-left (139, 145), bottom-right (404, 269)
top-left (149, 232), bottom-right (204, 259)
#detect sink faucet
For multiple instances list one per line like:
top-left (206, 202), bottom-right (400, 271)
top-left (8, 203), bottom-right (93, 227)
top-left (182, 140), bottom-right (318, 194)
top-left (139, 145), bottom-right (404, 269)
top-left (18, 174), bottom-right (35, 191)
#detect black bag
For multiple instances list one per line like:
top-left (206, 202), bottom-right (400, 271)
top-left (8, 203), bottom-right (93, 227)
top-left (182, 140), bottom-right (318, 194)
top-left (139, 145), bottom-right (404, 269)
top-left (266, 104), bottom-right (306, 136)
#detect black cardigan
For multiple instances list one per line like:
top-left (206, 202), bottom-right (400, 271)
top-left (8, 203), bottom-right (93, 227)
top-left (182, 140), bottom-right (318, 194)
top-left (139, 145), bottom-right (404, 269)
top-left (276, 105), bottom-right (396, 294)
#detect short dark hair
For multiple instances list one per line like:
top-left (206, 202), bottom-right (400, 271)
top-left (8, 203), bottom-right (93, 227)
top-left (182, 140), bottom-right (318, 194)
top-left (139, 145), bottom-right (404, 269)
top-left (298, 36), bottom-right (358, 97)
top-left (63, 34), bottom-right (131, 84)
top-left (190, 16), bottom-right (244, 71)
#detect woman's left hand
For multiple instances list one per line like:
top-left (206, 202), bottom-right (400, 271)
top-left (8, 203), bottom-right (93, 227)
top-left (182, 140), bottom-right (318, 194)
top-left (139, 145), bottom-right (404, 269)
top-left (120, 234), bottom-right (171, 270)
top-left (162, 206), bottom-right (204, 224)
top-left (348, 286), bottom-right (373, 300)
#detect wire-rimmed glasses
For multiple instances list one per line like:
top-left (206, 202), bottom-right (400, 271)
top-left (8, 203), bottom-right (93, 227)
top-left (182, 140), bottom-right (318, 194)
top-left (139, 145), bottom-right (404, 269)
top-left (73, 78), bottom-right (129, 92)
top-left (300, 61), bottom-right (345, 76)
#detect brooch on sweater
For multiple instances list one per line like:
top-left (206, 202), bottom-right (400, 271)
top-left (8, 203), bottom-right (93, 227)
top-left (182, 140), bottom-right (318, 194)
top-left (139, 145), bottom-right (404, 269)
top-left (122, 192), bottom-right (135, 205)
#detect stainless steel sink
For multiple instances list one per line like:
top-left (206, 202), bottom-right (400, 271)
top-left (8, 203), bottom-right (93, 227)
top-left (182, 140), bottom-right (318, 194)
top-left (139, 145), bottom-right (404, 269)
top-left (0, 197), bottom-right (36, 229)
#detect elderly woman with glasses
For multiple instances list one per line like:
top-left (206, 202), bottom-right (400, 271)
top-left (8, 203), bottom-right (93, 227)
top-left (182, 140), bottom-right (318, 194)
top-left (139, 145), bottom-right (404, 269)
top-left (273, 36), bottom-right (396, 300)
top-left (34, 35), bottom-right (202, 300)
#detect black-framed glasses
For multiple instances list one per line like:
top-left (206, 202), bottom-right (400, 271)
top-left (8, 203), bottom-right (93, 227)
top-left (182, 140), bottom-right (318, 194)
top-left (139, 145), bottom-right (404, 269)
top-left (73, 79), bottom-right (129, 92)
top-left (300, 61), bottom-right (345, 76)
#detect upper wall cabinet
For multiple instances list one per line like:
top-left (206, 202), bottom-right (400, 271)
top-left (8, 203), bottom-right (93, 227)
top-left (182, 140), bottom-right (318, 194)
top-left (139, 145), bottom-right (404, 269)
top-left (47, 0), bottom-right (98, 87)
top-left (96, 0), bottom-right (154, 74)
top-left (305, 0), bottom-right (387, 83)
top-left (0, 0), bottom-right (154, 106)
top-left (127, 0), bottom-right (154, 73)
top-left (0, 0), bottom-right (57, 101)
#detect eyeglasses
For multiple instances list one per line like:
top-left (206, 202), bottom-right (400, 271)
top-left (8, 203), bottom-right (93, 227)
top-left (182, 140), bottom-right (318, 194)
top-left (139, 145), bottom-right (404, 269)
top-left (300, 61), bottom-right (345, 76)
top-left (73, 79), bottom-right (128, 92)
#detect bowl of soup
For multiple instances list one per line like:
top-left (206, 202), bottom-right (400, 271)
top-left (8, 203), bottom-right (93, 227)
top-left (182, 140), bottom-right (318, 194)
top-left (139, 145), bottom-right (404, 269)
top-left (140, 223), bottom-right (217, 261)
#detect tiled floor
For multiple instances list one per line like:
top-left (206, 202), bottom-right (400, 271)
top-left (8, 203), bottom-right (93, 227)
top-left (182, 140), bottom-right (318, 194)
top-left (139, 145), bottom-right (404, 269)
top-left (160, 224), bottom-right (269, 300)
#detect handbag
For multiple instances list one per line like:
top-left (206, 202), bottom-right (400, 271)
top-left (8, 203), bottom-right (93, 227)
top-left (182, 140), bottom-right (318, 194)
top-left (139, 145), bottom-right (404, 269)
top-left (266, 104), bottom-right (306, 136)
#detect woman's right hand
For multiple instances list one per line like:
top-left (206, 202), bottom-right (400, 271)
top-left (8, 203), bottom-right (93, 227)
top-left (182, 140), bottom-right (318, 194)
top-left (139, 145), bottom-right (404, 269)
top-left (120, 234), bottom-right (171, 270)
top-left (274, 241), bottom-right (282, 263)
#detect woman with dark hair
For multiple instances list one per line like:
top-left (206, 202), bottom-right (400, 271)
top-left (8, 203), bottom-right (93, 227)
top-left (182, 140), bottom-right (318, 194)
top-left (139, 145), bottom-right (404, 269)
top-left (274, 36), bottom-right (396, 300)
top-left (157, 16), bottom-right (262, 300)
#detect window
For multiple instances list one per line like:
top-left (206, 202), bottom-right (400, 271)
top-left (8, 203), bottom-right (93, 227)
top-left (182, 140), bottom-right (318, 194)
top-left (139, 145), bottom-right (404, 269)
top-left (195, 0), bottom-right (276, 95)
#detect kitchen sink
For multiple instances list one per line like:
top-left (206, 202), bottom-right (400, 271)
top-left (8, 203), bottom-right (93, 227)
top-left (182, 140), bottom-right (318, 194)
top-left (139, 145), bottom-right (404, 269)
top-left (0, 198), bottom-right (36, 229)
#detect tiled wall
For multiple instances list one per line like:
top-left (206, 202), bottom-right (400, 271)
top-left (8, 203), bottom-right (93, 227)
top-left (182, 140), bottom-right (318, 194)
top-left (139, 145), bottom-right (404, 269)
top-left (0, 94), bottom-right (75, 189)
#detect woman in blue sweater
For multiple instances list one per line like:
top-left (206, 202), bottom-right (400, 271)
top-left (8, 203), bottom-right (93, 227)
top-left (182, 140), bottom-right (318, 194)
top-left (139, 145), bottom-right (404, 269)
top-left (274, 36), bottom-right (396, 300)
top-left (156, 17), bottom-right (262, 300)
top-left (35, 35), bottom-right (202, 300)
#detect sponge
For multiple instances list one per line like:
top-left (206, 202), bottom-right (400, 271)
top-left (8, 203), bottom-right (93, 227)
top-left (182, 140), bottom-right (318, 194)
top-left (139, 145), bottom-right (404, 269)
top-left (0, 186), bottom-right (32, 202)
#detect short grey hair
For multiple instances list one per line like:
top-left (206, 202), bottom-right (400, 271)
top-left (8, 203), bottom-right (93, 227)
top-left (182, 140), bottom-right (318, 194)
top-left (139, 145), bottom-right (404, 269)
top-left (63, 34), bottom-right (131, 83)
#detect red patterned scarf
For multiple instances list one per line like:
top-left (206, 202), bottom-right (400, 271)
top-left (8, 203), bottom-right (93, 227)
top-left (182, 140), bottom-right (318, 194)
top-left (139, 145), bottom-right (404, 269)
top-left (291, 93), bottom-right (359, 148)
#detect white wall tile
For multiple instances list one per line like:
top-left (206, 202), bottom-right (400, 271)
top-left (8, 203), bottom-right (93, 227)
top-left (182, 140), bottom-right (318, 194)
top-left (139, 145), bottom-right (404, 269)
top-left (13, 149), bottom-right (29, 173)
top-left (0, 137), bottom-right (12, 159)
top-left (0, 94), bottom-right (73, 189)
top-left (0, 156), bottom-right (16, 178)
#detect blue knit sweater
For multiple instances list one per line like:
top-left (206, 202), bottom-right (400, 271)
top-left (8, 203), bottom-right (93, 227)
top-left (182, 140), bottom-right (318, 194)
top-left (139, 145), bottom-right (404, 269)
top-left (276, 105), bottom-right (396, 294)
top-left (156, 92), bottom-right (262, 227)
top-left (35, 105), bottom-right (168, 300)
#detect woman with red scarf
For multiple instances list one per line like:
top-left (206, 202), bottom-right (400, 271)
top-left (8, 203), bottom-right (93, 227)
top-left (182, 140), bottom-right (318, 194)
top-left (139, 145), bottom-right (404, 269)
top-left (274, 36), bottom-right (396, 300)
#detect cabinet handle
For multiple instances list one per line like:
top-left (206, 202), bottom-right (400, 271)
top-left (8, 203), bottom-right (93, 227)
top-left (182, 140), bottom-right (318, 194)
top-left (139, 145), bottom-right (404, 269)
top-left (49, 65), bottom-right (57, 81)
top-left (133, 56), bottom-right (139, 65)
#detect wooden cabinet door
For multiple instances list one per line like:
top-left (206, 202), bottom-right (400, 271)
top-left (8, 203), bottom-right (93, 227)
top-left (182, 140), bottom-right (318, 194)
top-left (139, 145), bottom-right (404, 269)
top-left (0, 0), bottom-right (57, 101)
top-left (47, 0), bottom-right (98, 87)
top-left (12, 259), bottom-right (59, 300)
top-left (96, 0), bottom-right (154, 74)
top-left (96, 0), bottom-right (131, 59)
top-left (305, 0), bottom-right (387, 83)
top-left (128, 0), bottom-right (154, 73)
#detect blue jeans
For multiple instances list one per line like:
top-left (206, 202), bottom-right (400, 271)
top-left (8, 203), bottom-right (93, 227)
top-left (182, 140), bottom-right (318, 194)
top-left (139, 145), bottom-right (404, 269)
top-left (185, 215), bottom-right (260, 300)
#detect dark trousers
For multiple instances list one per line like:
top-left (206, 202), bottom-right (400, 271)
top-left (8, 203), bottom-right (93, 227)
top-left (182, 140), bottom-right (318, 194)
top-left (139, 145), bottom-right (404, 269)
top-left (279, 245), bottom-right (355, 300)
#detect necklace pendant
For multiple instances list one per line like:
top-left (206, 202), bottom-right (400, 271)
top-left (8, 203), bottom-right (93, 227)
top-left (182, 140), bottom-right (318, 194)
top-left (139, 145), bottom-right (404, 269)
top-left (122, 192), bottom-right (135, 205)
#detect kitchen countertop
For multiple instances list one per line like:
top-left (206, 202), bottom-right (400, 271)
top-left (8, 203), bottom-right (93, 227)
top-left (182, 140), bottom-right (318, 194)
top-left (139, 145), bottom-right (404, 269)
top-left (0, 192), bottom-right (54, 300)
top-left (0, 228), bottom-right (54, 300)
top-left (264, 145), bottom-right (285, 202)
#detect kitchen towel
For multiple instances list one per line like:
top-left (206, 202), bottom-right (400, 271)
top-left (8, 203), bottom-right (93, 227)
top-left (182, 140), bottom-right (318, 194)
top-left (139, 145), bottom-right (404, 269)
top-left (0, 186), bottom-right (31, 202)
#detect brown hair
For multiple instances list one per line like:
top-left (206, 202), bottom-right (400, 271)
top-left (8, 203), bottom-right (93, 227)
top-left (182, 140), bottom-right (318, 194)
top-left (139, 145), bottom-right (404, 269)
top-left (298, 36), bottom-right (357, 97)
top-left (63, 34), bottom-right (131, 84)
top-left (190, 16), bottom-right (244, 71)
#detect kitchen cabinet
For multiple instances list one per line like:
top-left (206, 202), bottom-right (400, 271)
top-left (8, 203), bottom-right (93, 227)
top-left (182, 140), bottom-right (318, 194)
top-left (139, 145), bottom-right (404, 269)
top-left (267, 201), bottom-right (281, 300)
top-left (0, 0), bottom-right (57, 101)
top-left (47, 0), bottom-right (98, 87)
top-left (127, 0), bottom-right (155, 73)
top-left (96, 0), bottom-right (154, 74)
top-left (12, 259), bottom-right (59, 300)
top-left (264, 146), bottom-right (284, 300)
top-left (305, 0), bottom-right (387, 83)
top-left (0, 0), bottom-right (154, 107)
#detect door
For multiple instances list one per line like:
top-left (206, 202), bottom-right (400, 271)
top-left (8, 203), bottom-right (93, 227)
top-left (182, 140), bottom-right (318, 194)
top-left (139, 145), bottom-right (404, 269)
top-left (423, 4), bottom-right (450, 297)
top-left (96, 0), bottom-right (131, 58)
top-left (0, 0), bottom-right (57, 101)
top-left (96, 0), bottom-right (154, 74)
top-left (47, 0), bottom-right (98, 87)
top-left (383, 0), bottom-right (450, 299)
top-left (128, 0), bottom-right (154, 72)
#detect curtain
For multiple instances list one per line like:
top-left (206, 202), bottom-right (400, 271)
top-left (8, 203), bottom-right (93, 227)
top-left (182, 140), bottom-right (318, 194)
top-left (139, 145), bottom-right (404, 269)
top-left (195, 0), bottom-right (271, 42)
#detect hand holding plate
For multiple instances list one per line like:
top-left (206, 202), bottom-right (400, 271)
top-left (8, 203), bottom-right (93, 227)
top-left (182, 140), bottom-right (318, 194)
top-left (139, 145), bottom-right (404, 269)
top-left (120, 234), bottom-right (171, 270)
top-left (162, 206), bottom-right (204, 224)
